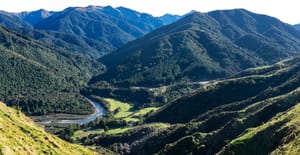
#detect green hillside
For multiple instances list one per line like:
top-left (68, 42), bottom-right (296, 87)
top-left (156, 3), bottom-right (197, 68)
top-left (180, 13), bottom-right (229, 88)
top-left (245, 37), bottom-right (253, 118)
top-left (0, 26), bottom-right (104, 115)
top-left (16, 28), bottom-right (114, 58)
top-left (0, 101), bottom-right (97, 155)
top-left (79, 55), bottom-right (300, 154)
top-left (220, 103), bottom-right (300, 155)
top-left (92, 9), bottom-right (300, 87)
top-left (33, 6), bottom-right (167, 57)
top-left (0, 6), bottom-right (180, 59)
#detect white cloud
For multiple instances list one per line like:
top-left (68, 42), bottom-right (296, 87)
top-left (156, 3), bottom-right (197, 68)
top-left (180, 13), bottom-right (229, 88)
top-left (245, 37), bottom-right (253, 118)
top-left (0, 0), bottom-right (298, 24)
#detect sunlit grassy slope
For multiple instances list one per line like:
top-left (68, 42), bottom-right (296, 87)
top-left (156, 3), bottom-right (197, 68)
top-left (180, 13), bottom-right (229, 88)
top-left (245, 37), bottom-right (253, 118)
top-left (220, 103), bottom-right (300, 155)
top-left (0, 102), bottom-right (97, 155)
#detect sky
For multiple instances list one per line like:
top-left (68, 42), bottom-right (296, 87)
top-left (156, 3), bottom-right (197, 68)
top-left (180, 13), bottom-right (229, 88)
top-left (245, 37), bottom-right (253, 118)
top-left (0, 0), bottom-right (299, 24)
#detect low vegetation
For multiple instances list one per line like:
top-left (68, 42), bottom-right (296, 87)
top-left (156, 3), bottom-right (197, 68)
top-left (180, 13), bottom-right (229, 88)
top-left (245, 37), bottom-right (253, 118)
top-left (103, 98), bottom-right (159, 123)
top-left (0, 102), bottom-right (97, 155)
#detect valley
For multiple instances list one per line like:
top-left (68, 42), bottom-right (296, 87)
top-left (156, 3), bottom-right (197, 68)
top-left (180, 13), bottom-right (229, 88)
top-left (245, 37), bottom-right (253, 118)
top-left (1, 4), bottom-right (300, 155)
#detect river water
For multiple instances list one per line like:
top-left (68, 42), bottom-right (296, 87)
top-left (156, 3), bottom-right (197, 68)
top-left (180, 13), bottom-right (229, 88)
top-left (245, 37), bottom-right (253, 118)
top-left (39, 98), bottom-right (107, 125)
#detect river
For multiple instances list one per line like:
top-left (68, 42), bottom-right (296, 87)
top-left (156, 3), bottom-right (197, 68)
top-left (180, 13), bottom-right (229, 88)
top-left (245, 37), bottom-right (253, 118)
top-left (38, 98), bottom-right (107, 125)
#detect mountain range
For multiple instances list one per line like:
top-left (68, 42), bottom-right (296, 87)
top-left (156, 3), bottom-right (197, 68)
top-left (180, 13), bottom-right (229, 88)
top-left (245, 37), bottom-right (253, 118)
top-left (91, 9), bottom-right (300, 87)
top-left (0, 6), bottom-right (181, 58)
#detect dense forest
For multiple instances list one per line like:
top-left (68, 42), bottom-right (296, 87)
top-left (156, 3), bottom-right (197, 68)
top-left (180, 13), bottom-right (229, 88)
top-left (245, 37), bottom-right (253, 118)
top-left (0, 26), bottom-right (104, 115)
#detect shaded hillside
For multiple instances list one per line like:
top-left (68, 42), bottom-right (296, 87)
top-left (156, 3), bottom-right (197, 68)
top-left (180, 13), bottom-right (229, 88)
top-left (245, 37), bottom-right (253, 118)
top-left (82, 55), bottom-right (300, 154)
top-left (0, 101), bottom-right (97, 155)
top-left (0, 6), bottom-right (180, 58)
top-left (0, 26), bottom-right (104, 115)
top-left (33, 6), bottom-right (173, 56)
top-left (16, 28), bottom-right (111, 58)
top-left (0, 10), bottom-right (107, 58)
top-left (147, 56), bottom-right (300, 123)
top-left (94, 9), bottom-right (300, 87)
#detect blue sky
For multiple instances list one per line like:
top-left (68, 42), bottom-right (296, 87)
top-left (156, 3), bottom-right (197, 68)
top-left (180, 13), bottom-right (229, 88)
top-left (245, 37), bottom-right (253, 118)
top-left (0, 0), bottom-right (299, 24)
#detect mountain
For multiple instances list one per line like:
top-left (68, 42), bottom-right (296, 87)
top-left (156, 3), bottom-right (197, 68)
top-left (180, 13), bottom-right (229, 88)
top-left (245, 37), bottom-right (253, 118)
top-left (82, 55), bottom-right (300, 154)
top-left (0, 101), bottom-right (98, 155)
top-left (0, 6), bottom-right (180, 58)
top-left (93, 9), bottom-right (300, 87)
top-left (16, 28), bottom-right (112, 58)
top-left (295, 23), bottom-right (300, 29)
top-left (0, 10), bottom-right (108, 58)
top-left (0, 26), bottom-right (104, 115)
top-left (33, 6), bottom-right (173, 56)
top-left (158, 13), bottom-right (182, 25)
top-left (17, 9), bottom-right (54, 25)
top-left (0, 11), bottom-right (31, 29)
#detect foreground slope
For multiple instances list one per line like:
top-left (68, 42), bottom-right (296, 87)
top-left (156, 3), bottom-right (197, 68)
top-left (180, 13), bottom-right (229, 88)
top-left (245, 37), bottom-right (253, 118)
top-left (0, 26), bottom-right (104, 115)
top-left (82, 55), bottom-right (300, 154)
top-left (94, 9), bottom-right (300, 86)
top-left (0, 102), bottom-right (96, 155)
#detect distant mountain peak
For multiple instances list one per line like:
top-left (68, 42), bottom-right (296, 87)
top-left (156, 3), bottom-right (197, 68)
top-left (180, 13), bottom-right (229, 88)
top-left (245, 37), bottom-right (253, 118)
top-left (72, 5), bottom-right (106, 12)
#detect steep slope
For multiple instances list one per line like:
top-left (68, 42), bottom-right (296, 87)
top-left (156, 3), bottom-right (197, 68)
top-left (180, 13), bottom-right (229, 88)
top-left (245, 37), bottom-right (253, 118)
top-left (219, 103), bottom-right (300, 155)
top-left (83, 55), bottom-right (300, 154)
top-left (0, 26), bottom-right (104, 115)
top-left (0, 102), bottom-right (97, 155)
top-left (94, 9), bottom-right (300, 87)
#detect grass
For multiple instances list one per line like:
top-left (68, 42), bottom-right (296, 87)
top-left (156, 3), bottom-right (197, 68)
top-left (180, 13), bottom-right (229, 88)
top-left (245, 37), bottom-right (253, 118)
top-left (72, 98), bottom-right (162, 141)
top-left (226, 103), bottom-right (300, 154)
top-left (103, 98), bottom-right (159, 123)
top-left (0, 102), bottom-right (97, 155)
top-left (132, 107), bottom-right (159, 117)
top-left (148, 122), bottom-right (170, 129)
top-left (72, 122), bottom-right (169, 140)
top-left (70, 97), bottom-right (161, 142)
top-left (73, 127), bottom-right (133, 140)
top-left (103, 98), bottom-right (133, 118)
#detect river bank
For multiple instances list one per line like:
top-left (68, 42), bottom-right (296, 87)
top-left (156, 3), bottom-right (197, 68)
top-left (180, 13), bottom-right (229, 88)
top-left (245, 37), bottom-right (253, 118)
top-left (35, 98), bottom-right (107, 125)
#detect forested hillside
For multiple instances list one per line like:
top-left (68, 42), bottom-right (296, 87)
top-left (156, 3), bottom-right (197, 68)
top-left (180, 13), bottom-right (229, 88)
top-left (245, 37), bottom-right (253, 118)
top-left (0, 26), bottom-right (104, 115)
top-left (93, 9), bottom-right (300, 87)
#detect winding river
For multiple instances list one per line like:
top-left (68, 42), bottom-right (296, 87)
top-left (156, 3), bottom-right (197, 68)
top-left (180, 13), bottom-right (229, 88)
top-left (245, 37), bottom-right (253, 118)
top-left (39, 98), bottom-right (107, 125)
